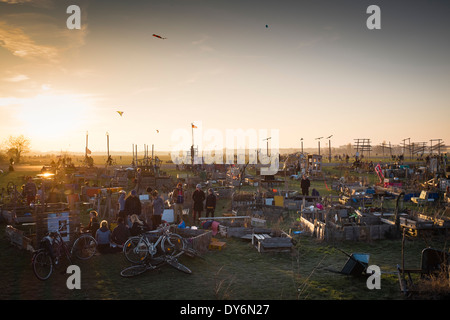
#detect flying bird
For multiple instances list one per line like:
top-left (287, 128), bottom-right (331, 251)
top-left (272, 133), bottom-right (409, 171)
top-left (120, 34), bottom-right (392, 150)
top-left (153, 34), bottom-right (167, 39)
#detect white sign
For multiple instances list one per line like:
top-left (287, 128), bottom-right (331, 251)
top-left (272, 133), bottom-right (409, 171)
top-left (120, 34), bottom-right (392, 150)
top-left (47, 212), bottom-right (70, 242)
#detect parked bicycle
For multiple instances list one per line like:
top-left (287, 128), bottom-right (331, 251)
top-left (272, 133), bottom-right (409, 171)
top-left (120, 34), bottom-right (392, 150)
top-left (120, 254), bottom-right (193, 277)
top-left (32, 225), bottom-right (97, 281)
top-left (123, 223), bottom-right (187, 264)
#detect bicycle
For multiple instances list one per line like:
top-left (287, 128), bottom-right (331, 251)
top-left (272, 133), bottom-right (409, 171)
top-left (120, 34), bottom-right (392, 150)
top-left (120, 254), bottom-right (192, 278)
top-left (32, 226), bottom-right (97, 281)
top-left (123, 223), bottom-right (187, 264)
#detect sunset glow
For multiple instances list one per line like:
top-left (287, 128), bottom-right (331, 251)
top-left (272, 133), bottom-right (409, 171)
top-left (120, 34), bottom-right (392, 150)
top-left (1, 1), bottom-right (449, 153)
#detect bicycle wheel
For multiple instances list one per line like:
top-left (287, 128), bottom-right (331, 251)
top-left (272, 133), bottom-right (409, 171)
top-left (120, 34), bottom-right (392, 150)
top-left (120, 264), bottom-right (149, 278)
top-left (165, 257), bottom-right (192, 274)
top-left (72, 235), bottom-right (97, 260)
top-left (161, 233), bottom-right (186, 258)
top-left (183, 247), bottom-right (203, 259)
top-left (32, 250), bottom-right (53, 280)
top-left (123, 237), bottom-right (149, 264)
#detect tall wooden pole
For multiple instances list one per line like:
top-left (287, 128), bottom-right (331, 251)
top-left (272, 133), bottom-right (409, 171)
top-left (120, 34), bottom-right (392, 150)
top-left (106, 132), bottom-right (109, 160)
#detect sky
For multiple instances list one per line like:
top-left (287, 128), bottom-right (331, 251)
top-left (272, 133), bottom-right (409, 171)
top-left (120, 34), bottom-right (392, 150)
top-left (0, 0), bottom-right (449, 155)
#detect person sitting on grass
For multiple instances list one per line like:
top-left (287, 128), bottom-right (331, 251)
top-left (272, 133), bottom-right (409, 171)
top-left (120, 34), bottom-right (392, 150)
top-left (86, 210), bottom-right (100, 237)
top-left (95, 220), bottom-right (112, 254)
top-left (111, 216), bottom-right (130, 250)
top-left (130, 214), bottom-right (150, 236)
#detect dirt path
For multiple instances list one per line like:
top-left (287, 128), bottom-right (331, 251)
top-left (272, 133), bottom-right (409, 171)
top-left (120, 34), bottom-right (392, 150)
top-left (9, 165), bottom-right (43, 172)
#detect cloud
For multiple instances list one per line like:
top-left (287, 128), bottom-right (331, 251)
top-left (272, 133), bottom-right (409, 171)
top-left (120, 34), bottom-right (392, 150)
top-left (0, 21), bottom-right (59, 62)
top-left (191, 35), bottom-right (209, 46)
top-left (0, 13), bottom-right (88, 64)
top-left (192, 35), bottom-right (215, 52)
top-left (0, 0), bottom-right (53, 8)
top-left (3, 74), bottom-right (29, 82)
top-left (132, 86), bottom-right (159, 95)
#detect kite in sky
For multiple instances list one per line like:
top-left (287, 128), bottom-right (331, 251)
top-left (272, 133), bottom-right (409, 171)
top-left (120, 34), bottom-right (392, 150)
top-left (153, 34), bottom-right (167, 39)
top-left (156, 129), bottom-right (159, 133)
top-left (117, 111), bottom-right (124, 117)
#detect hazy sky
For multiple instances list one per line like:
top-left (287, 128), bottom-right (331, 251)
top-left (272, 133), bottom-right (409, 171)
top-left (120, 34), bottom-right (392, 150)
top-left (0, 0), bottom-right (449, 154)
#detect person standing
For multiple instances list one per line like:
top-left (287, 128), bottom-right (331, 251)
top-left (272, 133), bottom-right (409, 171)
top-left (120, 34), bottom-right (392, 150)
top-left (124, 189), bottom-right (142, 227)
top-left (117, 190), bottom-right (126, 221)
top-left (300, 175), bottom-right (311, 196)
top-left (205, 188), bottom-right (217, 218)
top-left (151, 190), bottom-right (164, 230)
top-left (172, 183), bottom-right (184, 223)
top-left (134, 168), bottom-right (142, 194)
top-left (24, 176), bottom-right (37, 206)
top-left (192, 184), bottom-right (205, 223)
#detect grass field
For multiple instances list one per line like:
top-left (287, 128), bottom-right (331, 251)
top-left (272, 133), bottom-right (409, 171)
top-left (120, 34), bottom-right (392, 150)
top-left (0, 157), bottom-right (448, 301)
top-left (0, 217), bottom-right (443, 300)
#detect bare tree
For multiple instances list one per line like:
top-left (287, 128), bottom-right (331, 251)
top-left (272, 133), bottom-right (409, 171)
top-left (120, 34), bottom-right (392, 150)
top-left (5, 135), bottom-right (31, 164)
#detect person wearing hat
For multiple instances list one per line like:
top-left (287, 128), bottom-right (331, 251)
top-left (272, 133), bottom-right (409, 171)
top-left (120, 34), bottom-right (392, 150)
top-left (124, 189), bottom-right (142, 227)
top-left (192, 184), bottom-right (206, 223)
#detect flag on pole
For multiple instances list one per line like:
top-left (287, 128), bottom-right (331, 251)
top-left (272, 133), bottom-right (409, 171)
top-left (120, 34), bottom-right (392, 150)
top-left (85, 147), bottom-right (91, 155)
top-left (192, 123), bottom-right (197, 128)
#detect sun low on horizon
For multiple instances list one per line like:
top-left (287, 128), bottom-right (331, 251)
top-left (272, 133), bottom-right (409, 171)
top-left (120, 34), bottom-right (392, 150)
top-left (1, 0), bottom-right (449, 154)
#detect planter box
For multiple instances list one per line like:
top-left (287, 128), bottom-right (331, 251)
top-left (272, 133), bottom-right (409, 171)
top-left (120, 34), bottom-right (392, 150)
top-left (252, 233), bottom-right (292, 253)
top-left (172, 227), bottom-right (212, 253)
top-left (5, 225), bottom-right (34, 252)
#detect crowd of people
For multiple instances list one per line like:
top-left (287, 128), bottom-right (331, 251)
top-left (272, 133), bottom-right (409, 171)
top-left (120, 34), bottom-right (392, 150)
top-left (83, 182), bottom-right (217, 255)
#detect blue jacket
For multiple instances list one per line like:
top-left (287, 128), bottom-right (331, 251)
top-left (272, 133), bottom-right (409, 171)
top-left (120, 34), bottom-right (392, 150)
top-left (96, 227), bottom-right (111, 245)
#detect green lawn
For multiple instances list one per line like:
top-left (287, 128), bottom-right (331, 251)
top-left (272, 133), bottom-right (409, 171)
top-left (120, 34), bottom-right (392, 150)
top-left (0, 216), bottom-right (441, 300)
top-left (0, 160), bottom-right (447, 301)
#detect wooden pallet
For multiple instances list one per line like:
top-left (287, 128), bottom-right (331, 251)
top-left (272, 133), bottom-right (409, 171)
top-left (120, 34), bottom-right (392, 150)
top-left (209, 239), bottom-right (226, 250)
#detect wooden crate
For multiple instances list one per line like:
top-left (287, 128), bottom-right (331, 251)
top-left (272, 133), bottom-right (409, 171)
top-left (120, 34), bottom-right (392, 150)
top-left (5, 225), bottom-right (34, 252)
top-left (209, 240), bottom-right (226, 250)
top-left (1, 207), bottom-right (35, 224)
top-left (252, 233), bottom-right (293, 253)
top-left (219, 225), bottom-right (250, 238)
top-left (172, 227), bottom-right (212, 253)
